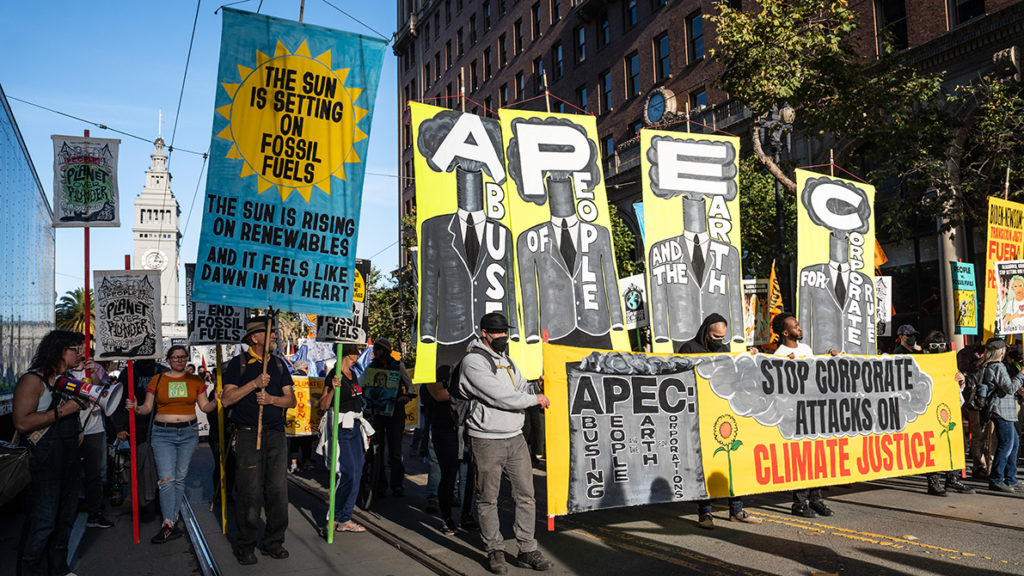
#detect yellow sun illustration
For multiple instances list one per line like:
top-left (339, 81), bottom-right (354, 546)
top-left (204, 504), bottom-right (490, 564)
top-left (216, 40), bottom-right (368, 202)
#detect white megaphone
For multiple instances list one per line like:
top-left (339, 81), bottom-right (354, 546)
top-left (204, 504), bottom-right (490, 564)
top-left (56, 376), bottom-right (124, 417)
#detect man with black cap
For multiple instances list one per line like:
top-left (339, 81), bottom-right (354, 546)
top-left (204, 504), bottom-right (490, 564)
top-left (462, 312), bottom-right (554, 574)
top-left (221, 316), bottom-right (296, 565)
top-left (363, 337), bottom-right (415, 497)
top-left (894, 324), bottom-right (921, 354)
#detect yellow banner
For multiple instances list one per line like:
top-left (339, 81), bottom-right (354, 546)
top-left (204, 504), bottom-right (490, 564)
top-left (640, 130), bottom-right (743, 353)
top-left (984, 197), bottom-right (1024, 338)
top-left (411, 102), bottom-right (518, 383)
top-left (285, 376), bottom-right (325, 436)
top-left (795, 169), bottom-right (876, 355)
top-left (404, 383), bottom-right (420, 428)
top-left (543, 343), bottom-right (964, 516)
top-left (500, 110), bottom-right (628, 378)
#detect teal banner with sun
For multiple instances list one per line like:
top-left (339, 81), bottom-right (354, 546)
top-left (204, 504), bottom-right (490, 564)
top-left (192, 8), bottom-right (385, 316)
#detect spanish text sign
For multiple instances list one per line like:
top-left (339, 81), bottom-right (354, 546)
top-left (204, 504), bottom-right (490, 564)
top-left (192, 8), bottom-right (386, 316)
top-left (543, 344), bottom-right (963, 517)
top-left (984, 197), bottom-right (1024, 338)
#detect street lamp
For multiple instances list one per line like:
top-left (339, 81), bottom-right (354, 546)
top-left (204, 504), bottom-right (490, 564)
top-left (760, 103), bottom-right (796, 306)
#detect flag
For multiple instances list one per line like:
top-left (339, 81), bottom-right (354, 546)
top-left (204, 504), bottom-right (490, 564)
top-left (767, 260), bottom-right (784, 347)
top-left (875, 239), bottom-right (888, 272)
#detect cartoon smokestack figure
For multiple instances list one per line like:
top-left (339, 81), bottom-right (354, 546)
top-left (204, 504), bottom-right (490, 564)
top-left (646, 135), bottom-right (743, 351)
top-left (416, 109), bottom-right (517, 373)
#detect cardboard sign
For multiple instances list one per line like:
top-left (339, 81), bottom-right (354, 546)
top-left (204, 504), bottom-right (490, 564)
top-left (984, 198), bottom-right (1024, 338)
top-left (93, 270), bottom-right (162, 360)
top-left (315, 258), bottom-right (370, 343)
top-left (950, 262), bottom-right (978, 336)
top-left (186, 263), bottom-right (248, 344)
top-left (51, 135), bottom-right (120, 227)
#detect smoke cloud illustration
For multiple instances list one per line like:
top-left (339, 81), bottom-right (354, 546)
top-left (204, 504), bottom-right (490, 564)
top-left (800, 176), bottom-right (872, 234)
top-left (696, 353), bottom-right (933, 440)
top-left (579, 351), bottom-right (698, 375)
top-left (506, 116), bottom-right (601, 206)
top-left (416, 110), bottom-right (505, 181)
top-left (646, 135), bottom-right (737, 201)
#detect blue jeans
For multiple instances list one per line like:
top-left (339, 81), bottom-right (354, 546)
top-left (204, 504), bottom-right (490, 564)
top-left (151, 422), bottom-right (200, 524)
top-left (332, 421), bottom-right (366, 523)
top-left (990, 417), bottom-right (1020, 487)
top-left (19, 422), bottom-right (81, 576)
top-left (697, 497), bottom-right (743, 516)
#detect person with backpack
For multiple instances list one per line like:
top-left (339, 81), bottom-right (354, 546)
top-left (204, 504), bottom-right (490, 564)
top-left (461, 312), bottom-right (554, 574)
top-left (426, 365), bottom-right (462, 535)
top-left (959, 343), bottom-right (997, 479)
top-left (977, 337), bottom-right (1024, 492)
top-left (919, 331), bottom-right (974, 496)
top-left (362, 337), bottom-right (415, 498)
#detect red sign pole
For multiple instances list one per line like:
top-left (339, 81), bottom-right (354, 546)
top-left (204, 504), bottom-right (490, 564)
top-left (125, 254), bottom-right (140, 543)
top-left (83, 130), bottom-right (92, 378)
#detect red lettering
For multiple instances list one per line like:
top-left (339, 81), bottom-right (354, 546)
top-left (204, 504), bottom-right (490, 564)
top-left (826, 438), bottom-right (840, 477)
top-left (881, 434), bottom-right (894, 470)
top-left (770, 445), bottom-right (785, 485)
top-left (924, 431), bottom-right (936, 467)
top-left (754, 444), bottom-right (770, 485)
top-left (814, 440), bottom-right (828, 479)
top-left (838, 438), bottom-right (851, 476)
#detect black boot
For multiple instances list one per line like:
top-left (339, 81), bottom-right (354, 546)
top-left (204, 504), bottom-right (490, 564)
top-left (945, 472), bottom-right (975, 494)
top-left (927, 473), bottom-right (947, 496)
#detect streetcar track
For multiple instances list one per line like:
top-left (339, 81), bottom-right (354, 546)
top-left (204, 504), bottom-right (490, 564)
top-left (182, 494), bottom-right (222, 576)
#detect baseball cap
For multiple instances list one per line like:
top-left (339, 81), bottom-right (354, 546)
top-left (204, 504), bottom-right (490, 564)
top-left (480, 312), bottom-right (511, 332)
top-left (896, 324), bottom-right (918, 336)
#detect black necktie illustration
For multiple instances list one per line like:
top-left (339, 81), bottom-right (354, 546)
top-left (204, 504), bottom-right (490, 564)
top-left (835, 269), bottom-right (846, 304)
top-left (560, 221), bottom-right (576, 271)
top-left (691, 234), bottom-right (705, 281)
top-left (465, 214), bottom-right (480, 273)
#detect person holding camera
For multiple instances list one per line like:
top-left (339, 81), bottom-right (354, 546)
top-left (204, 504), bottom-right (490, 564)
top-left (363, 338), bottom-right (414, 498)
top-left (13, 330), bottom-right (86, 576)
top-left (127, 345), bottom-right (217, 543)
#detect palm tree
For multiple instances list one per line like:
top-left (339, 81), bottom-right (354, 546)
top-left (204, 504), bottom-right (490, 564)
top-left (55, 288), bottom-right (94, 338)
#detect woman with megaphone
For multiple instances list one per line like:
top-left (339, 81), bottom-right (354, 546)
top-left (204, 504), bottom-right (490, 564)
top-left (127, 345), bottom-right (217, 544)
top-left (13, 330), bottom-right (86, 576)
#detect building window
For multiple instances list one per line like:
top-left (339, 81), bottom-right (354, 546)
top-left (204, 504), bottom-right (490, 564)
top-left (484, 47), bottom-right (493, 78)
top-left (500, 34), bottom-right (508, 65)
top-left (552, 43), bottom-right (563, 80)
top-left (500, 83), bottom-right (509, 105)
top-left (532, 3), bottom-right (542, 39)
top-left (534, 56), bottom-right (545, 92)
top-left (653, 0), bottom-right (667, 8)
top-left (424, 22), bottom-right (431, 43)
top-left (625, 51), bottom-right (640, 98)
top-left (457, 0), bottom-right (463, 12)
top-left (515, 71), bottom-right (525, 99)
top-left (555, 101), bottom-right (566, 113)
top-left (446, 0), bottom-right (452, 24)
top-left (598, 11), bottom-right (610, 48)
top-left (434, 52), bottom-right (441, 80)
top-left (499, 0), bottom-right (506, 14)
top-left (654, 32), bottom-right (670, 81)
top-left (600, 69), bottom-right (612, 113)
top-left (446, 41), bottom-right (452, 69)
top-left (630, 121), bottom-right (642, 136)
top-left (624, 0), bottom-right (638, 30)
top-left (425, 61), bottom-right (432, 89)
top-left (875, 0), bottom-right (908, 50)
top-left (470, 15), bottom-right (477, 45)
top-left (484, 1), bottom-right (491, 29)
top-left (687, 12), bottom-right (704, 62)
top-left (485, 95), bottom-right (493, 113)
top-left (471, 60), bottom-right (479, 91)
top-left (552, 0), bottom-right (561, 22)
top-left (576, 85), bottom-right (588, 113)
top-left (603, 135), bottom-right (615, 159)
top-left (446, 82), bottom-right (454, 106)
top-left (457, 28), bottom-right (464, 57)
top-left (514, 19), bottom-right (524, 53)
top-left (434, 12), bottom-right (440, 37)
top-left (575, 26), bottom-right (586, 63)
top-left (690, 88), bottom-right (707, 109)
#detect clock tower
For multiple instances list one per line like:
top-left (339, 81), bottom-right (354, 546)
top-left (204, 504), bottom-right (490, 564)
top-left (133, 136), bottom-right (181, 323)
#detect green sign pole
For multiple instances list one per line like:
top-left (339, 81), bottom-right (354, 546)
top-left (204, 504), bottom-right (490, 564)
top-left (327, 342), bottom-right (341, 542)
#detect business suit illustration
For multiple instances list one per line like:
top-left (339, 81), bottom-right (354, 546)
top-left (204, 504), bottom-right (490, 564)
top-left (517, 178), bottom-right (623, 347)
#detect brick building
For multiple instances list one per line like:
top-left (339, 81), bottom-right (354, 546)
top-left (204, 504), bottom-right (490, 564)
top-left (393, 0), bottom-right (1024, 336)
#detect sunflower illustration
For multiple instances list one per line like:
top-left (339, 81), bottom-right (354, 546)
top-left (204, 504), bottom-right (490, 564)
top-left (712, 414), bottom-right (743, 496)
top-left (936, 402), bottom-right (956, 468)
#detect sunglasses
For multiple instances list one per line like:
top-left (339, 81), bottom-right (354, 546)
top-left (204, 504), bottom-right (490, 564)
top-left (66, 345), bottom-right (84, 354)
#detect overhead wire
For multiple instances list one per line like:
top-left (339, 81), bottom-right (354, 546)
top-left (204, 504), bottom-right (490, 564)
top-left (319, 0), bottom-right (391, 41)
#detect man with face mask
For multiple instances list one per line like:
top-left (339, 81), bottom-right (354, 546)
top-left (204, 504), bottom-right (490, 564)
top-left (894, 324), bottom-right (921, 354)
top-left (461, 312), bottom-right (554, 574)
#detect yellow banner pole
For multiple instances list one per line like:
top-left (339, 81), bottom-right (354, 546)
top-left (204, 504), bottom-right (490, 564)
top-left (216, 345), bottom-right (227, 533)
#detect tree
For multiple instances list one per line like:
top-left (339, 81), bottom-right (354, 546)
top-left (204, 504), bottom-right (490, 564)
top-left (738, 157), bottom-right (795, 278)
top-left (55, 288), bottom-right (94, 338)
top-left (610, 203), bottom-right (644, 277)
top-left (365, 265), bottom-right (417, 366)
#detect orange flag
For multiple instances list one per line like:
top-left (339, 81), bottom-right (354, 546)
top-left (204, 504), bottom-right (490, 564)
top-left (767, 260), bottom-right (784, 347)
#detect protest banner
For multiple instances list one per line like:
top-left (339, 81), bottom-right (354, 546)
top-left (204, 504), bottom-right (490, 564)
top-left (994, 259), bottom-right (1024, 335)
top-left (191, 8), bottom-right (386, 316)
top-left (619, 273), bottom-right (649, 331)
top-left (51, 135), bottom-right (120, 227)
top-left (362, 367), bottom-right (402, 416)
top-left (984, 197), bottom-right (1024, 338)
top-left (316, 258), bottom-right (370, 343)
top-left (501, 110), bottom-right (627, 378)
top-left (186, 263), bottom-right (248, 345)
top-left (640, 130), bottom-right (743, 353)
top-left (950, 262), bottom-right (978, 336)
top-left (93, 270), bottom-right (162, 360)
top-left (285, 375), bottom-right (325, 436)
top-left (795, 170), bottom-right (876, 355)
top-left (543, 343), bottom-right (963, 517)
top-left (410, 103), bottom-right (519, 383)
top-left (742, 279), bottom-right (770, 346)
top-left (875, 276), bottom-right (893, 337)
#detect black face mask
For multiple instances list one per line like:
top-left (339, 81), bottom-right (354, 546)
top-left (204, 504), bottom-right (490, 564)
top-left (707, 337), bottom-right (725, 350)
top-left (489, 336), bottom-right (509, 353)
top-left (905, 336), bottom-right (917, 347)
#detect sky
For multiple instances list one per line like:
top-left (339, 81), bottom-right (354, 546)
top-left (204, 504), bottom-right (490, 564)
top-left (0, 0), bottom-right (400, 322)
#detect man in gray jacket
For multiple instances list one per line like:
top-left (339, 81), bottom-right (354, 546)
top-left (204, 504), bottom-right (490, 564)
top-left (462, 312), bottom-right (554, 574)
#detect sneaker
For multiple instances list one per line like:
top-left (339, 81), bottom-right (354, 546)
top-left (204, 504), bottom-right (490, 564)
top-left (927, 484), bottom-right (948, 496)
top-left (697, 513), bottom-right (715, 529)
top-left (945, 476), bottom-right (975, 494)
top-left (488, 550), bottom-right (508, 575)
top-left (729, 511), bottom-right (763, 524)
top-left (989, 483), bottom-right (1014, 493)
top-left (517, 550), bottom-right (554, 571)
top-left (236, 550), bottom-right (258, 565)
top-left (792, 503), bottom-right (816, 518)
top-left (288, 462), bottom-right (298, 473)
top-left (261, 546), bottom-right (289, 559)
top-left (86, 514), bottom-right (114, 529)
top-left (441, 518), bottom-right (456, 535)
top-left (425, 499), bottom-right (439, 514)
top-left (151, 524), bottom-right (181, 544)
top-left (809, 500), bottom-right (834, 517)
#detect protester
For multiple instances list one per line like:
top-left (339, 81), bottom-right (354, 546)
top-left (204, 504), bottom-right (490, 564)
top-left (682, 313), bottom-right (762, 529)
top-left (977, 337), bottom-right (1023, 492)
top-left (206, 368), bottom-right (237, 511)
top-left (128, 345), bottom-right (218, 543)
top-left (462, 312), bottom-right (554, 574)
top-left (69, 354), bottom-right (115, 529)
top-left (362, 337), bottom-right (414, 498)
top-left (288, 360), bottom-right (315, 473)
top-left (13, 330), bottom-right (85, 576)
top-left (317, 344), bottom-right (370, 536)
top-left (111, 359), bottom-right (163, 510)
top-left (893, 324), bottom-right (921, 354)
top-left (920, 331), bottom-right (974, 496)
top-left (958, 343), bottom-right (996, 478)
top-left (772, 313), bottom-right (836, 516)
top-left (185, 363), bottom-right (196, 376)
top-left (427, 366), bottom-right (461, 534)
top-left (418, 381), bottom-right (441, 515)
top-left (222, 317), bottom-right (296, 564)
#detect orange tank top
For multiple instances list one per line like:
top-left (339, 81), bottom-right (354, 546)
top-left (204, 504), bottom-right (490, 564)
top-left (148, 374), bottom-right (204, 416)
